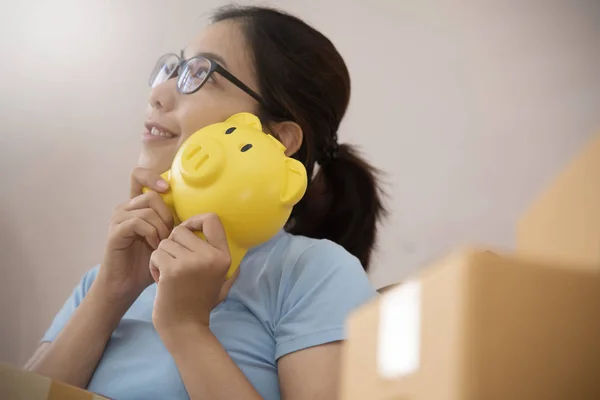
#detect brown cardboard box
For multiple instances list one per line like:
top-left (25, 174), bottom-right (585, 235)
top-left (517, 134), bottom-right (600, 267)
top-left (377, 283), bottom-right (400, 294)
top-left (340, 249), bottom-right (600, 400)
top-left (0, 363), bottom-right (109, 400)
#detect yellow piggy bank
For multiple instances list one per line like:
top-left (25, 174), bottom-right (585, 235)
top-left (146, 112), bottom-right (308, 278)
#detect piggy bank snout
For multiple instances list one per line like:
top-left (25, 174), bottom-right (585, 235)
top-left (178, 138), bottom-right (225, 186)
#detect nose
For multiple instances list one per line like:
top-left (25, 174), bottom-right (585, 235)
top-left (178, 137), bottom-right (226, 186)
top-left (149, 79), bottom-right (177, 112)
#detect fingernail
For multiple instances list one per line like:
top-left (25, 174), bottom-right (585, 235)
top-left (156, 180), bottom-right (169, 191)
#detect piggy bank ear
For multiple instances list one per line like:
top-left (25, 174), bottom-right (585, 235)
top-left (281, 158), bottom-right (308, 206)
top-left (225, 113), bottom-right (262, 130)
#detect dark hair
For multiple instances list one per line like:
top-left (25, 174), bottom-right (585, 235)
top-left (212, 6), bottom-right (386, 270)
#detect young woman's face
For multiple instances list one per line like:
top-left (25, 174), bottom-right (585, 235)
top-left (139, 20), bottom-right (261, 174)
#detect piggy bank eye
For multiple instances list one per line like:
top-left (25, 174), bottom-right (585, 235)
top-left (225, 127), bottom-right (236, 134)
top-left (241, 144), bottom-right (253, 152)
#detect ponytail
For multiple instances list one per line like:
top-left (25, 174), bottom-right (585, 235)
top-left (288, 144), bottom-right (387, 270)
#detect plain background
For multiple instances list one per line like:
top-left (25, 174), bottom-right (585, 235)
top-left (1, 0), bottom-right (599, 366)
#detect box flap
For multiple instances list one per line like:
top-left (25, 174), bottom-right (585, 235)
top-left (517, 133), bottom-right (600, 266)
top-left (0, 363), bottom-right (109, 400)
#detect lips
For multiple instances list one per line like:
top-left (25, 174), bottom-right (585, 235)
top-left (144, 122), bottom-right (178, 140)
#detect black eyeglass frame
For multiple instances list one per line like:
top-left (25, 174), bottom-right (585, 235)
top-left (149, 53), bottom-right (267, 109)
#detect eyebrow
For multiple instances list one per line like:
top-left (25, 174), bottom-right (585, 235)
top-left (180, 49), bottom-right (229, 69)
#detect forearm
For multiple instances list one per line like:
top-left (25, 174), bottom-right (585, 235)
top-left (28, 283), bottom-right (134, 388)
top-left (163, 324), bottom-right (262, 400)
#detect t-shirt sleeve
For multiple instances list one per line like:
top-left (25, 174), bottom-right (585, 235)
top-left (41, 266), bottom-right (100, 343)
top-left (273, 241), bottom-right (377, 360)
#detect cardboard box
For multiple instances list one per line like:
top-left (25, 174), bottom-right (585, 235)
top-left (0, 363), bottom-right (109, 400)
top-left (517, 134), bottom-right (600, 267)
top-left (340, 249), bottom-right (600, 400)
top-left (377, 283), bottom-right (400, 294)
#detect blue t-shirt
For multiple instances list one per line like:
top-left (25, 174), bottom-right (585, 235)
top-left (42, 231), bottom-right (377, 400)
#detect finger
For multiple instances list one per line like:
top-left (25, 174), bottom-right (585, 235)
top-left (117, 217), bottom-right (160, 249)
top-left (158, 238), bottom-right (189, 258)
top-left (181, 213), bottom-right (229, 252)
top-left (123, 208), bottom-right (171, 241)
top-left (125, 192), bottom-right (174, 229)
top-left (130, 167), bottom-right (169, 198)
top-left (149, 264), bottom-right (161, 283)
top-left (169, 225), bottom-right (210, 252)
top-left (149, 249), bottom-right (174, 283)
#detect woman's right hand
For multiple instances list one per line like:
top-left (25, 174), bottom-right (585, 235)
top-left (95, 168), bottom-right (175, 302)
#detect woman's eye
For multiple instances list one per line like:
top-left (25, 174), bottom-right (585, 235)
top-left (193, 67), bottom-right (210, 80)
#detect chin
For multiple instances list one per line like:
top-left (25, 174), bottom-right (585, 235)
top-left (137, 151), bottom-right (174, 174)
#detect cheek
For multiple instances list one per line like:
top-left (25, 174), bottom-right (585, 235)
top-left (178, 106), bottom-right (229, 137)
top-left (176, 90), bottom-right (258, 136)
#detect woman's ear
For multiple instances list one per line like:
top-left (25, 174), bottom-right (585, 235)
top-left (269, 121), bottom-right (303, 156)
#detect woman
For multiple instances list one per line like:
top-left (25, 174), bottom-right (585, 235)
top-left (26, 5), bottom-right (385, 400)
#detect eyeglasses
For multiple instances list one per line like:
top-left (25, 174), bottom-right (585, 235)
top-left (149, 53), bottom-right (267, 108)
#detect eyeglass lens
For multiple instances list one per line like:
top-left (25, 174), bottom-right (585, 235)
top-left (178, 57), bottom-right (211, 94)
top-left (149, 54), bottom-right (180, 88)
top-left (149, 54), bottom-right (212, 94)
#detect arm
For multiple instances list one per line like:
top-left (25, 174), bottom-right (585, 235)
top-left (26, 283), bottom-right (134, 388)
top-left (166, 329), bottom-right (343, 400)
top-left (278, 342), bottom-right (342, 400)
top-left (162, 325), bottom-right (263, 400)
top-left (25, 168), bottom-right (171, 388)
top-left (163, 327), bottom-right (342, 400)
top-left (23, 343), bottom-right (50, 370)
top-left (271, 242), bottom-right (377, 400)
top-left (149, 216), bottom-right (375, 399)
top-left (149, 215), bottom-right (263, 399)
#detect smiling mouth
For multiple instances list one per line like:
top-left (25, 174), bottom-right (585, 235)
top-left (144, 122), bottom-right (178, 141)
top-left (148, 126), bottom-right (176, 139)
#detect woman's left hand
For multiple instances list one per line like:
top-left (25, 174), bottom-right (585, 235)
top-left (149, 213), bottom-right (235, 338)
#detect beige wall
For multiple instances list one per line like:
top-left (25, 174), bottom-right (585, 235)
top-left (1, 0), bottom-right (599, 366)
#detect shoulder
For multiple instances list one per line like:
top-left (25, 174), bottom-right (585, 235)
top-left (241, 230), bottom-right (370, 287)
top-left (235, 231), bottom-right (376, 358)
top-left (236, 230), bottom-right (376, 315)
top-left (287, 232), bottom-right (361, 268)
top-left (279, 233), bottom-right (368, 286)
